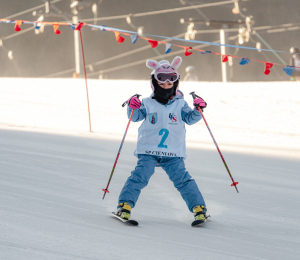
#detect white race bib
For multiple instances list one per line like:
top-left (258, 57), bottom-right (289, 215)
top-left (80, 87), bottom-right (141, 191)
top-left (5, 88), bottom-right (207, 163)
top-left (135, 97), bottom-right (187, 158)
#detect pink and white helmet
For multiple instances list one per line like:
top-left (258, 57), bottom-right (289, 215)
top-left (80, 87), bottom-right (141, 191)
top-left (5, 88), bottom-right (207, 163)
top-left (146, 56), bottom-right (182, 93)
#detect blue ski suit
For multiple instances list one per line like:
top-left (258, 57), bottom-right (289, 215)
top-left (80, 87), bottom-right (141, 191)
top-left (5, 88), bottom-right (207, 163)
top-left (118, 92), bottom-right (206, 212)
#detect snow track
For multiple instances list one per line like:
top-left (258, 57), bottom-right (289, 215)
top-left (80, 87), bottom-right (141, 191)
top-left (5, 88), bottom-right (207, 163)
top-left (1, 129), bottom-right (299, 260)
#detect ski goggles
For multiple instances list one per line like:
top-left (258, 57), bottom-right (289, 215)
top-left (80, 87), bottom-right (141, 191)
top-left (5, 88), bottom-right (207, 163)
top-left (154, 72), bottom-right (179, 83)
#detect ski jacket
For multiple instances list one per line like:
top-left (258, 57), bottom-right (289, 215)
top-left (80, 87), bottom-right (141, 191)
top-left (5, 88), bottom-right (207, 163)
top-left (127, 91), bottom-right (202, 159)
top-left (127, 91), bottom-right (202, 125)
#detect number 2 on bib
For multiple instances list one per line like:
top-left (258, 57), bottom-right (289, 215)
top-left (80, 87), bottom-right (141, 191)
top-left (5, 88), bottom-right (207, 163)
top-left (158, 128), bottom-right (169, 148)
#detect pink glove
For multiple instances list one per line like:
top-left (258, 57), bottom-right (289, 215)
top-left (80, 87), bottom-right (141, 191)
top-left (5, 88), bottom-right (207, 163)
top-left (128, 96), bottom-right (141, 109)
top-left (193, 97), bottom-right (207, 111)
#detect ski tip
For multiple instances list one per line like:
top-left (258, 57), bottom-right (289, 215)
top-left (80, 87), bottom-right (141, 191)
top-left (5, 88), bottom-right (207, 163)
top-left (191, 220), bottom-right (205, 227)
top-left (191, 215), bottom-right (211, 227)
top-left (110, 212), bottom-right (139, 226)
top-left (126, 220), bottom-right (139, 226)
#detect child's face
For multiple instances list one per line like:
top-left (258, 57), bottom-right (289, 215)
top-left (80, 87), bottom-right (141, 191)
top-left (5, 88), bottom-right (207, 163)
top-left (158, 81), bottom-right (174, 89)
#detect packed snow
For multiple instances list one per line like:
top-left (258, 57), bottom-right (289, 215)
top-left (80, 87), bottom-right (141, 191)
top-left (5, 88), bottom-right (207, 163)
top-left (0, 78), bottom-right (300, 260)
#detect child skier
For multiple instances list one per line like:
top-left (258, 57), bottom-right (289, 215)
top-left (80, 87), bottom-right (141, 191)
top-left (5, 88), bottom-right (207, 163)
top-left (116, 56), bottom-right (208, 223)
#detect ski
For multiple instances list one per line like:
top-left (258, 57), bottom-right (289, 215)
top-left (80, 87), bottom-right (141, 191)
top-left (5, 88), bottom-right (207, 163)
top-left (110, 211), bottom-right (209, 227)
top-left (191, 215), bottom-right (211, 227)
top-left (110, 212), bottom-right (139, 226)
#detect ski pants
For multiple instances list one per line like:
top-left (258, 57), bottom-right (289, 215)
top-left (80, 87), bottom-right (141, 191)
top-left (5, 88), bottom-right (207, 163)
top-left (118, 154), bottom-right (206, 212)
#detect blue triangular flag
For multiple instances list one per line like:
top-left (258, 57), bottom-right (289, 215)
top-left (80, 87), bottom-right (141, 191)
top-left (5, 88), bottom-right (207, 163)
top-left (100, 25), bottom-right (107, 31)
top-left (282, 66), bottom-right (295, 76)
top-left (201, 51), bottom-right (211, 54)
top-left (165, 43), bottom-right (172, 54)
top-left (34, 23), bottom-right (41, 30)
top-left (239, 58), bottom-right (251, 65)
top-left (130, 34), bottom-right (138, 44)
top-left (69, 23), bottom-right (76, 30)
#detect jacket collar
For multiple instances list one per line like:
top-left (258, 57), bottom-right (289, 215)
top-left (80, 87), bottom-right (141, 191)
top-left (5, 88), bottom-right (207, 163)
top-left (150, 90), bottom-right (184, 105)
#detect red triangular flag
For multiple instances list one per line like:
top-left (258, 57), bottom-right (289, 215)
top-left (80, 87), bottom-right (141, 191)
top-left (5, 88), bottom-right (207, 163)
top-left (222, 55), bottom-right (228, 63)
top-left (264, 62), bottom-right (273, 75)
top-left (184, 47), bottom-right (193, 56)
top-left (114, 32), bottom-right (125, 43)
top-left (14, 20), bottom-right (22, 32)
top-left (148, 39), bottom-right (158, 48)
top-left (75, 22), bottom-right (85, 31)
top-left (53, 24), bottom-right (61, 34)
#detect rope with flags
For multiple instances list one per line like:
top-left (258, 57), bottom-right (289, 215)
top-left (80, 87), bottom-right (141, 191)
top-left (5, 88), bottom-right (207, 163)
top-left (0, 18), bottom-right (298, 76)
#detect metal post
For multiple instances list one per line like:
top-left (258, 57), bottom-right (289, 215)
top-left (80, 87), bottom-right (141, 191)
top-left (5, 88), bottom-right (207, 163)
top-left (220, 23), bottom-right (230, 83)
top-left (220, 28), bottom-right (227, 83)
top-left (71, 0), bottom-right (84, 78)
top-left (73, 15), bottom-right (81, 77)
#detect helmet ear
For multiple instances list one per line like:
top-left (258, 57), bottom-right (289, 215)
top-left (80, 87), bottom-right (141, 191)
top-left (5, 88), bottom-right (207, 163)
top-left (146, 59), bottom-right (160, 70)
top-left (171, 56), bottom-right (182, 70)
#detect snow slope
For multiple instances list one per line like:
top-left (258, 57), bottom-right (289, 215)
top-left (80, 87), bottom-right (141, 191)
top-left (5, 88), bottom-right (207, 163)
top-left (1, 78), bottom-right (300, 158)
top-left (1, 78), bottom-right (300, 259)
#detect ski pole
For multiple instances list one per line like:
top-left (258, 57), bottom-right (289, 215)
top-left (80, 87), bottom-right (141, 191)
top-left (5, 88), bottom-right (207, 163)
top-left (190, 92), bottom-right (239, 193)
top-left (102, 94), bottom-right (141, 199)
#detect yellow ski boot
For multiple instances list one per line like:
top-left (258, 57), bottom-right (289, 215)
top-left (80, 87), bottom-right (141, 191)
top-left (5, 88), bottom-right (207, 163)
top-left (193, 205), bottom-right (207, 223)
top-left (116, 203), bottom-right (131, 220)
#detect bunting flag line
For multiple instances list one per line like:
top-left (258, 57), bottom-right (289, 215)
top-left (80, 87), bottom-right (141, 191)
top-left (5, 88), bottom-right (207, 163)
top-left (53, 24), bottom-right (61, 34)
top-left (75, 22), bottom-right (85, 31)
top-left (2, 18), bottom-right (297, 55)
top-left (130, 34), bottom-right (138, 44)
top-left (100, 25), bottom-right (107, 31)
top-left (69, 24), bottom-right (76, 30)
top-left (165, 43), bottom-right (172, 54)
top-left (1, 18), bottom-right (299, 77)
top-left (264, 62), bottom-right (273, 75)
top-left (14, 20), bottom-right (22, 31)
top-left (114, 31), bottom-right (125, 43)
top-left (34, 23), bottom-right (41, 30)
top-left (91, 24), bottom-right (299, 55)
top-left (200, 50), bottom-right (211, 54)
top-left (222, 55), bottom-right (229, 63)
top-left (184, 47), bottom-right (193, 56)
top-left (148, 39), bottom-right (158, 48)
top-left (283, 66), bottom-right (295, 76)
top-left (239, 58), bottom-right (251, 65)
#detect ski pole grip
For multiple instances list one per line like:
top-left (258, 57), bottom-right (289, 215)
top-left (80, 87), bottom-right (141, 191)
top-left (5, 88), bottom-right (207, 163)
top-left (190, 91), bottom-right (203, 111)
top-left (190, 91), bottom-right (197, 100)
top-left (122, 93), bottom-right (142, 107)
